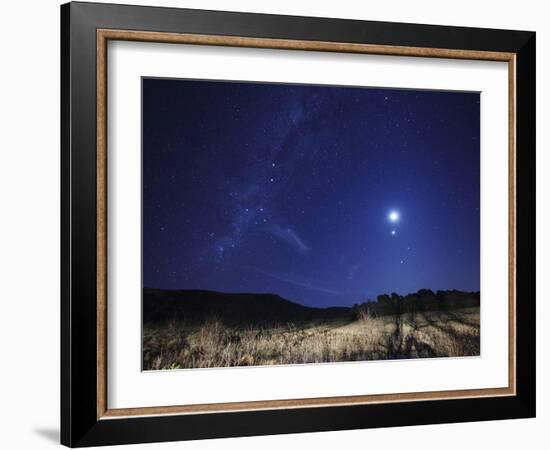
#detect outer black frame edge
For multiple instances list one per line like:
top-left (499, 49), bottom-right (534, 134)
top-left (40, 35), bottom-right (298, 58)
top-left (60, 2), bottom-right (71, 447)
top-left (60, 2), bottom-right (536, 447)
top-left (514, 33), bottom-right (536, 417)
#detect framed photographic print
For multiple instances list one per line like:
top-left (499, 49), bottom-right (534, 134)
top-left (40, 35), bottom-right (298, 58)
top-left (61, 1), bottom-right (536, 447)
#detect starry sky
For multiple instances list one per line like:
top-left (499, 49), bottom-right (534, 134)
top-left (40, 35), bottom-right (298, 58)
top-left (142, 78), bottom-right (480, 308)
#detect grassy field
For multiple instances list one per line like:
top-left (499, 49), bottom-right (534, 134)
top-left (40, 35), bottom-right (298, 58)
top-left (143, 306), bottom-right (480, 370)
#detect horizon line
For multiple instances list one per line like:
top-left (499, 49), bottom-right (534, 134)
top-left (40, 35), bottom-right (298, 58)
top-left (142, 286), bottom-right (481, 309)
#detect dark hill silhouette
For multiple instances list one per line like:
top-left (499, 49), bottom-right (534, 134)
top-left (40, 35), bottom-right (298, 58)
top-left (143, 288), bottom-right (480, 326)
top-left (143, 288), bottom-right (350, 325)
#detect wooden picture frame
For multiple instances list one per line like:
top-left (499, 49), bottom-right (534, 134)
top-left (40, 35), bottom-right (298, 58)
top-left (61, 1), bottom-right (535, 446)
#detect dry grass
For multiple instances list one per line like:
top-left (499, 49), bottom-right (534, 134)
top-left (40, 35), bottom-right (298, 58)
top-left (143, 307), bottom-right (480, 370)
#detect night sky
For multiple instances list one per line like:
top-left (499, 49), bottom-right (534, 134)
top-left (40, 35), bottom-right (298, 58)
top-left (142, 78), bottom-right (480, 308)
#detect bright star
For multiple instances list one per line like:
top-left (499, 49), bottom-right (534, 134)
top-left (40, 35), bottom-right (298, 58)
top-left (391, 230), bottom-right (396, 235)
top-left (388, 210), bottom-right (400, 222)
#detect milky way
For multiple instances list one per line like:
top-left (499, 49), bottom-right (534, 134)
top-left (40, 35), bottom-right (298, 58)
top-left (142, 79), bottom-right (480, 307)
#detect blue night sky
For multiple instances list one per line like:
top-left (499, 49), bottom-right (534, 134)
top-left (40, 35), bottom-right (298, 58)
top-left (142, 78), bottom-right (480, 308)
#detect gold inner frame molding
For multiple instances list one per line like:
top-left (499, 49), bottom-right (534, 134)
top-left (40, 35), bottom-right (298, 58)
top-left (96, 28), bottom-right (517, 420)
